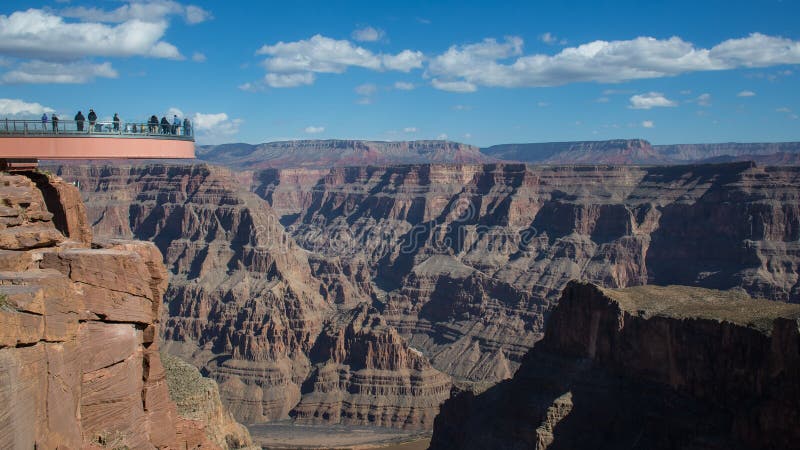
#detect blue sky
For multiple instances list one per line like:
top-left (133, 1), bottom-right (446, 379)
top-left (0, 0), bottom-right (799, 146)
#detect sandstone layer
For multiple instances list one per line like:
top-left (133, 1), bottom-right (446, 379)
top-left (430, 281), bottom-right (800, 450)
top-left (54, 163), bottom-right (451, 429)
top-left (0, 172), bottom-right (244, 448)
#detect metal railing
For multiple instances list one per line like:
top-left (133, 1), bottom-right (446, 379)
top-left (0, 118), bottom-right (194, 141)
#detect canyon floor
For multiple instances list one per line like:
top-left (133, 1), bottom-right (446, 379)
top-left (249, 422), bottom-right (429, 449)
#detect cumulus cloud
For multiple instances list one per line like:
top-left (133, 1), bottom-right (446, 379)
top-left (737, 90), bottom-right (756, 97)
top-left (166, 107), bottom-right (184, 118)
top-left (255, 34), bottom-right (423, 87)
top-left (192, 52), bottom-right (206, 62)
top-left (0, 9), bottom-right (182, 60)
top-left (0, 98), bottom-right (54, 116)
top-left (394, 81), bottom-right (415, 90)
top-left (190, 112), bottom-right (241, 144)
top-left (428, 33), bottom-right (800, 92)
top-left (629, 92), bottom-right (677, 109)
top-left (60, 1), bottom-right (212, 25)
top-left (304, 125), bottom-right (325, 134)
top-left (351, 26), bottom-right (384, 42)
top-left (641, 120), bottom-right (654, 128)
top-left (1, 60), bottom-right (117, 84)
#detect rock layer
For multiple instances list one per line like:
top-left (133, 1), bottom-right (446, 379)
top-left (54, 161), bottom-right (800, 429)
top-left (430, 281), bottom-right (800, 450)
top-left (0, 172), bottom-right (242, 448)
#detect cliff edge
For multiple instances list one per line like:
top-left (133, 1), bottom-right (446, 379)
top-left (0, 172), bottom-right (251, 448)
top-left (430, 281), bottom-right (800, 450)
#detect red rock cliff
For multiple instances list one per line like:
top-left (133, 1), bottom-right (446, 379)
top-left (0, 172), bottom-right (250, 448)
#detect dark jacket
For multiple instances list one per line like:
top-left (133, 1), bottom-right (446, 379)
top-left (87, 111), bottom-right (97, 122)
top-left (75, 112), bottom-right (85, 122)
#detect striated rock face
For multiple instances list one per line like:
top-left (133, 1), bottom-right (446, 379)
top-left (56, 161), bottom-right (800, 397)
top-left (292, 304), bottom-right (452, 429)
top-left (54, 163), bottom-right (448, 430)
top-left (197, 139), bottom-right (494, 170)
top-left (430, 281), bottom-right (800, 450)
top-left (0, 172), bottom-right (232, 449)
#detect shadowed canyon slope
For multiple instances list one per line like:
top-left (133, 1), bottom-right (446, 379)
top-left (0, 172), bottom-right (252, 448)
top-left (54, 160), bottom-right (800, 432)
top-left (430, 281), bottom-right (800, 450)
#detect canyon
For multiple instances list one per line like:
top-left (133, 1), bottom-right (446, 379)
top-left (0, 171), bottom-right (252, 448)
top-left (52, 159), bottom-right (800, 434)
top-left (430, 281), bottom-right (800, 449)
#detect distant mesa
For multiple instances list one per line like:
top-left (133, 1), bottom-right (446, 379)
top-left (196, 138), bottom-right (800, 170)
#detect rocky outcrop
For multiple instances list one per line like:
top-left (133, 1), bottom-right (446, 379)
top-left (430, 281), bottom-right (800, 450)
top-left (0, 172), bottom-right (236, 448)
top-left (197, 140), bottom-right (494, 170)
top-left (161, 353), bottom-right (255, 449)
top-left (291, 304), bottom-right (452, 429)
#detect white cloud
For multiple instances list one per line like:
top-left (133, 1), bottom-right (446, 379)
top-left (0, 98), bottom-right (54, 116)
top-left (776, 107), bottom-right (792, 113)
top-left (60, 1), bottom-right (212, 25)
top-left (304, 125), bottom-right (324, 134)
top-left (595, 97), bottom-right (610, 103)
top-left (431, 79), bottom-right (477, 93)
top-left (356, 97), bottom-right (372, 105)
top-left (265, 72), bottom-right (314, 88)
top-left (537, 101), bottom-right (550, 107)
top-left (464, 132), bottom-right (472, 139)
top-left (190, 112), bottom-right (241, 144)
top-left (629, 92), bottom-right (677, 109)
top-left (540, 32), bottom-right (557, 44)
top-left (382, 50), bottom-right (424, 72)
top-left (192, 52), bottom-right (206, 62)
top-left (351, 26), bottom-right (384, 42)
top-left (394, 81), bottom-right (415, 90)
top-left (0, 9), bottom-right (182, 60)
top-left (403, 127), bottom-right (417, 133)
top-left (1, 60), bottom-right (117, 84)
top-left (355, 83), bottom-right (377, 96)
top-left (437, 133), bottom-right (448, 140)
top-left (737, 90), bottom-right (756, 97)
top-left (696, 93), bottom-right (711, 106)
top-left (641, 120), bottom-right (654, 128)
top-left (428, 33), bottom-right (800, 92)
top-left (255, 34), bottom-right (423, 87)
top-left (452, 104), bottom-right (472, 111)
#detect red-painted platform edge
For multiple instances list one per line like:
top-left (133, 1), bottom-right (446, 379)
top-left (0, 136), bottom-right (195, 159)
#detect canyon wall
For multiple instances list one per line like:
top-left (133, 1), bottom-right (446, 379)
top-left (54, 161), bottom-right (800, 429)
top-left (430, 281), bottom-right (800, 449)
top-left (0, 172), bottom-right (251, 448)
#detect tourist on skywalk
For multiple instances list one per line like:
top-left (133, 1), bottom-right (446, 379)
top-left (149, 115), bottom-right (158, 133)
top-left (172, 115), bottom-right (180, 135)
top-left (113, 113), bottom-right (120, 132)
top-left (51, 114), bottom-right (58, 133)
top-left (160, 116), bottom-right (169, 134)
top-left (87, 109), bottom-right (97, 132)
top-left (75, 111), bottom-right (85, 131)
top-left (41, 113), bottom-right (47, 130)
top-left (183, 117), bottom-right (191, 136)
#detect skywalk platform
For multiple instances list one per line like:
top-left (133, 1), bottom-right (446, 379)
top-left (0, 119), bottom-right (195, 170)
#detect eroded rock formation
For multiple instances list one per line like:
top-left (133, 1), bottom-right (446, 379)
top-left (430, 281), bottom-right (800, 450)
top-left (0, 172), bottom-right (243, 448)
top-left (54, 161), bottom-right (800, 430)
